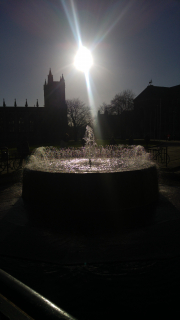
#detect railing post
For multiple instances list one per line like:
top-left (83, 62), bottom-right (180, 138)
top-left (7, 149), bottom-right (9, 174)
top-left (0, 147), bottom-right (9, 174)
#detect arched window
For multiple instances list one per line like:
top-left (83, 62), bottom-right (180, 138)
top-left (0, 117), bottom-right (3, 132)
top-left (9, 118), bottom-right (15, 132)
top-left (18, 117), bottom-right (24, 132)
top-left (29, 119), bottom-right (34, 132)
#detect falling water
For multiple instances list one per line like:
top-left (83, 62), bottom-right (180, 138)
top-left (26, 126), bottom-right (153, 173)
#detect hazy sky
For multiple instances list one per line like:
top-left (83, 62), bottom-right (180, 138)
top-left (0, 0), bottom-right (180, 116)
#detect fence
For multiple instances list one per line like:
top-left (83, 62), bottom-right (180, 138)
top-left (148, 145), bottom-right (170, 167)
top-left (0, 147), bottom-right (29, 174)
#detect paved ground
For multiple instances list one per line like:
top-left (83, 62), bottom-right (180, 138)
top-left (0, 143), bottom-right (180, 318)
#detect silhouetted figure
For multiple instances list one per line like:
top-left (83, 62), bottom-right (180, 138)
top-left (64, 133), bottom-right (69, 142)
top-left (17, 138), bottom-right (29, 166)
top-left (81, 138), bottom-right (86, 147)
top-left (60, 133), bottom-right (69, 148)
top-left (109, 137), bottom-right (116, 145)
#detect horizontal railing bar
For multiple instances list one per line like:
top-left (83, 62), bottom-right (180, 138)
top-left (0, 268), bottom-right (77, 320)
top-left (0, 293), bottom-right (34, 320)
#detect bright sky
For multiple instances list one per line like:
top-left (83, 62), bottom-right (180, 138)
top-left (0, 0), bottom-right (180, 116)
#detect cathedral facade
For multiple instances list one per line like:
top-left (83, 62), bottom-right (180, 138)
top-left (0, 70), bottom-right (68, 147)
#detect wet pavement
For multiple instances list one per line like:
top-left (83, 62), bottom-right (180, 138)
top-left (0, 152), bottom-right (180, 318)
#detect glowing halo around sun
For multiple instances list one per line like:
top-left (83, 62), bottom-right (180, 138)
top-left (74, 46), bottom-right (93, 73)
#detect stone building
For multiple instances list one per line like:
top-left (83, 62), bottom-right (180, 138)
top-left (97, 109), bottom-right (133, 140)
top-left (97, 84), bottom-right (180, 141)
top-left (0, 70), bottom-right (68, 147)
top-left (133, 84), bottom-right (180, 139)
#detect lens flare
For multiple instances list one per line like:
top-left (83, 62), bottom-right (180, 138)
top-left (74, 46), bottom-right (93, 72)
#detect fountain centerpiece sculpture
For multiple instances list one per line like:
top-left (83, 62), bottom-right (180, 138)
top-left (22, 126), bottom-right (158, 226)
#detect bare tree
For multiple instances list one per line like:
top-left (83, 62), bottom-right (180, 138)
top-left (110, 89), bottom-right (136, 115)
top-left (66, 98), bottom-right (93, 141)
top-left (99, 102), bottom-right (111, 114)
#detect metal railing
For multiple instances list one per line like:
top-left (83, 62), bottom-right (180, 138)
top-left (0, 268), bottom-right (77, 320)
top-left (0, 147), bottom-right (27, 174)
top-left (148, 145), bottom-right (170, 167)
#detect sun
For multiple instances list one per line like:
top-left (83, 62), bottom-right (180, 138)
top-left (74, 46), bottom-right (93, 73)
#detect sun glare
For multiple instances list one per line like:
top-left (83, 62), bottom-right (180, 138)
top-left (74, 46), bottom-right (93, 73)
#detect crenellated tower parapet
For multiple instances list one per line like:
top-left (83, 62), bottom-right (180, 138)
top-left (44, 69), bottom-right (66, 109)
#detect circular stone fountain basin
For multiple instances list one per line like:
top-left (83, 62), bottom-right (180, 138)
top-left (22, 163), bottom-right (159, 214)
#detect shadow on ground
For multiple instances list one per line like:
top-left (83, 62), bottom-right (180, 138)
top-left (0, 171), bottom-right (180, 318)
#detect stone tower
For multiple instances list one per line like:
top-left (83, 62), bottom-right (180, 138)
top-left (43, 69), bottom-right (67, 143)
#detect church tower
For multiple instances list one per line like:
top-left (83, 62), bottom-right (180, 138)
top-left (43, 69), bottom-right (67, 143)
top-left (44, 69), bottom-right (66, 108)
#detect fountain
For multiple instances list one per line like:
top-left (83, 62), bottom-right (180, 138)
top-left (22, 126), bottom-right (158, 228)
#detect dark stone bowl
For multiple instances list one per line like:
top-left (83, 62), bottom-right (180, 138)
top-left (22, 165), bottom-right (159, 230)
